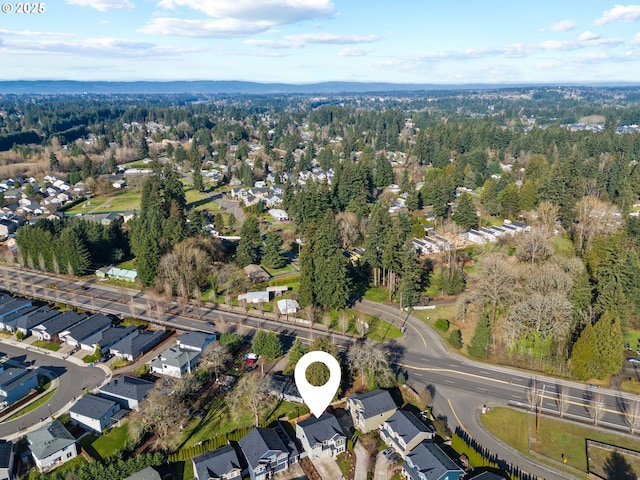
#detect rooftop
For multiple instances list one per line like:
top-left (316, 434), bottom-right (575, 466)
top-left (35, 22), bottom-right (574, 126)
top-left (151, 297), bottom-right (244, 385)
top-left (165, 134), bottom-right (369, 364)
top-left (28, 420), bottom-right (75, 460)
top-left (99, 375), bottom-right (154, 401)
top-left (70, 394), bottom-right (118, 420)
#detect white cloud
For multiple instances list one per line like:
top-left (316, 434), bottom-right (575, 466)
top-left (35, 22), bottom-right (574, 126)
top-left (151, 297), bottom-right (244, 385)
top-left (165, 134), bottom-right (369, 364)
top-left (0, 29), bottom-right (74, 37)
top-left (632, 33), bottom-right (640, 44)
top-left (540, 20), bottom-right (576, 32)
top-left (595, 4), bottom-right (640, 26)
top-left (66, 0), bottom-right (134, 11)
top-left (338, 47), bottom-right (372, 57)
top-left (245, 32), bottom-right (379, 48)
top-left (157, 0), bottom-right (333, 23)
top-left (140, 17), bottom-right (273, 37)
top-left (579, 31), bottom-right (599, 41)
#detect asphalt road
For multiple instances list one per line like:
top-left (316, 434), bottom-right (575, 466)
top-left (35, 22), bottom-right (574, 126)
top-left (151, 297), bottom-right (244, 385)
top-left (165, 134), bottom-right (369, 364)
top-left (0, 343), bottom-right (105, 440)
top-left (2, 265), bottom-right (638, 479)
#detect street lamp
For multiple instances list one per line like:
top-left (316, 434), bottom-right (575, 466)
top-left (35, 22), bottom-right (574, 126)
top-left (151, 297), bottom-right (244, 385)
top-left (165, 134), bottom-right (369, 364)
top-left (47, 403), bottom-right (52, 418)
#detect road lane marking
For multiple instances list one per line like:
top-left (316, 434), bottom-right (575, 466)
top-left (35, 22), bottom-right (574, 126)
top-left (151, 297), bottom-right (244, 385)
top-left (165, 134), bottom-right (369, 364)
top-left (477, 388), bottom-right (487, 392)
top-left (447, 398), bottom-right (468, 435)
top-left (398, 363), bottom-right (510, 385)
top-left (445, 380), bottom-right (455, 384)
top-left (413, 372), bottom-right (424, 376)
top-left (407, 321), bottom-right (428, 348)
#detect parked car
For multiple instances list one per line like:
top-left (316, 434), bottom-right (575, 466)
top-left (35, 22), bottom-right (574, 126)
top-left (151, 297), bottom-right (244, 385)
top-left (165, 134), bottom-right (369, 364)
top-left (381, 448), bottom-right (394, 459)
top-left (628, 358), bottom-right (640, 364)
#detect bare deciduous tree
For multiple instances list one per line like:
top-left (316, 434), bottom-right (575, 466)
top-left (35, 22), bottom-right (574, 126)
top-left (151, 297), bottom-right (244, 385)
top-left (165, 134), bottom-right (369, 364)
top-left (228, 374), bottom-right (272, 427)
top-left (574, 196), bottom-right (618, 254)
top-left (476, 254), bottom-right (517, 339)
top-left (556, 384), bottom-right (570, 418)
top-left (526, 379), bottom-right (540, 411)
top-left (347, 341), bottom-right (394, 387)
top-left (200, 342), bottom-right (231, 381)
top-left (623, 398), bottom-right (640, 434)
top-left (515, 227), bottom-right (553, 265)
top-left (586, 392), bottom-right (606, 425)
top-left (335, 211), bottom-right (361, 249)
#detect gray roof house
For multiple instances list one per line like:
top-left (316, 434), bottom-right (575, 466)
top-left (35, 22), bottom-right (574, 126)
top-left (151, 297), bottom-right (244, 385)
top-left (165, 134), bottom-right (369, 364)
top-left (27, 420), bottom-right (77, 471)
top-left (0, 305), bottom-right (37, 331)
top-left (80, 325), bottom-right (136, 352)
top-left (69, 394), bottom-right (120, 434)
top-left (192, 444), bottom-right (244, 480)
top-left (0, 297), bottom-right (32, 322)
top-left (0, 440), bottom-right (14, 480)
top-left (31, 311), bottom-right (87, 341)
top-left (98, 375), bottom-right (154, 411)
top-left (296, 413), bottom-right (346, 460)
top-left (108, 330), bottom-right (165, 361)
top-left (60, 313), bottom-right (112, 347)
top-left (268, 375), bottom-right (303, 404)
top-left (239, 426), bottom-right (299, 480)
top-left (0, 367), bottom-right (40, 406)
top-left (123, 466), bottom-right (162, 480)
top-left (347, 389), bottom-right (397, 433)
top-left (176, 331), bottom-right (216, 352)
top-left (402, 441), bottom-right (464, 480)
top-left (14, 308), bottom-right (60, 336)
top-left (380, 410), bottom-right (435, 457)
top-left (149, 346), bottom-right (200, 378)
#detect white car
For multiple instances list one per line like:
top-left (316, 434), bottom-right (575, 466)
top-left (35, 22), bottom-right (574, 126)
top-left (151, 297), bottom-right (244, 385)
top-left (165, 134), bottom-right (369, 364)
top-left (628, 358), bottom-right (640, 364)
top-left (381, 448), bottom-right (394, 459)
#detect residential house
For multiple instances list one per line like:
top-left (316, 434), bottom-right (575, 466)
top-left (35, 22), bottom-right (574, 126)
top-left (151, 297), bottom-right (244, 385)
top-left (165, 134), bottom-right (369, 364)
top-left (296, 413), bottom-right (346, 460)
top-left (0, 220), bottom-right (16, 238)
top-left (243, 265), bottom-right (270, 283)
top-left (79, 325), bottom-right (136, 353)
top-left (31, 311), bottom-right (87, 341)
top-left (192, 444), bottom-right (244, 480)
top-left (268, 209), bottom-right (288, 222)
top-left (69, 394), bottom-right (121, 434)
top-left (95, 266), bottom-right (137, 282)
top-left (239, 426), bottom-right (299, 480)
top-left (80, 213), bottom-right (122, 226)
top-left (0, 440), bottom-right (14, 480)
top-left (14, 308), bottom-right (60, 337)
top-left (108, 329), bottom-right (165, 361)
top-left (0, 298), bottom-right (32, 323)
top-left (176, 331), bottom-right (216, 353)
top-left (401, 441), bottom-right (464, 480)
top-left (266, 286), bottom-right (289, 297)
top-left (59, 314), bottom-right (112, 348)
top-left (276, 299), bottom-right (300, 316)
top-left (123, 466), bottom-right (161, 480)
top-left (0, 368), bottom-right (40, 406)
top-left (149, 346), bottom-right (200, 378)
top-left (268, 374), bottom-right (303, 404)
top-left (238, 291), bottom-right (270, 305)
top-left (28, 420), bottom-right (77, 471)
top-left (347, 389), bottom-right (397, 433)
top-left (0, 306), bottom-right (37, 331)
top-left (380, 410), bottom-right (435, 458)
top-left (98, 375), bottom-right (154, 411)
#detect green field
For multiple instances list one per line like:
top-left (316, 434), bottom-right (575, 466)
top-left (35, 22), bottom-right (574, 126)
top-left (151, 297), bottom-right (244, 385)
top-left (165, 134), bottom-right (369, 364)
top-left (481, 406), bottom-right (640, 473)
top-left (65, 189), bottom-right (142, 215)
top-left (185, 187), bottom-right (222, 212)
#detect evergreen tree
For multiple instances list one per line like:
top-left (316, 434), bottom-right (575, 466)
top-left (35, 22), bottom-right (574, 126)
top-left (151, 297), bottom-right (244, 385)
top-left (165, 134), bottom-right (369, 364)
top-left (297, 224), bottom-right (317, 307)
top-left (468, 310), bottom-right (491, 359)
top-left (374, 154), bottom-right (394, 188)
top-left (107, 151), bottom-right (117, 174)
top-left (252, 330), bottom-right (283, 359)
top-left (570, 311), bottom-right (624, 380)
top-left (235, 216), bottom-right (261, 267)
top-left (138, 138), bottom-right (149, 159)
top-left (192, 163), bottom-right (205, 192)
top-left (288, 338), bottom-right (308, 367)
top-left (49, 152), bottom-right (59, 171)
top-left (448, 329), bottom-right (463, 349)
top-left (399, 245), bottom-right (422, 308)
top-left (400, 169), bottom-right (411, 193)
top-left (364, 204), bottom-right (392, 286)
top-left (262, 233), bottom-right (286, 269)
top-left (453, 192), bottom-right (478, 230)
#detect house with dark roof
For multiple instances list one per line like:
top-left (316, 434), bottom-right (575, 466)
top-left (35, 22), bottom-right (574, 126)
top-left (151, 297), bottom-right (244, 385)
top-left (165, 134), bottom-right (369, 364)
top-left (60, 313), bottom-right (112, 348)
top-left (402, 441), bottom-right (464, 480)
top-left (123, 466), bottom-right (162, 480)
top-left (0, 367), bottom-right (39, 406)
top-left (238, 426), bottom-right (299, 480)
top-left (192, 444), bottom-right (244, 480)
top-left (80, 325), bottom-right (136, 353)
top-left (380, 410), bottom-right (435, 457)
top-left (14, 308), bottom-right (60, 336)
top-left (296, 413), bottom-right (346, 459)
top-left (0, 440), bottom-right (14, 480)
top-left (31, 311), bottom-right (87, 341)
top-left (0, 305), bottom-right (37, 331)
top-left (27, 420), bottom-right (77, 471)
top-left (176, 331), bottom-right (216, 352)
top-left (69, 394), bottom-right (120, 434)
top-left (347, 389), bottom-right (397, 433)
top-left (268, 374), bottom-right (303, 404)
top-left (0, 297), bottom-right (32, 323)
top-left (108, 329), bottom-right (165, 361)
top-left (98, 375), bottom-right (154, 411)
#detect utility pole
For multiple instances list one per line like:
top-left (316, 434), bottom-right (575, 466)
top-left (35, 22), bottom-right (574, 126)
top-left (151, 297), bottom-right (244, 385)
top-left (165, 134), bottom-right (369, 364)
top-left (536, 384), bottom-right (545, 433)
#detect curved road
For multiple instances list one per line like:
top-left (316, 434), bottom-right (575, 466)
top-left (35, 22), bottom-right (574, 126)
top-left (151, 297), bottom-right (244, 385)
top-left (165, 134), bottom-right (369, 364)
top-left (0, 343), bottom-right (106, 440)
top-left (1, 266), bottom-right (637, 478)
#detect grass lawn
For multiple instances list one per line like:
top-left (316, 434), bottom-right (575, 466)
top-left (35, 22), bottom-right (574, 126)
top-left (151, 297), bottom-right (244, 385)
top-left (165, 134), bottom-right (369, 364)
top-left (65, 189), bottom-right (142, 215)
top-left (623, 329), bottom-right (640, 351)
top-left (6, 390), bottom-right (55, 421)
top-left (336, 452), bottom-right (353, 477)
top-left (171, 461), bottom-right (193, 480)
top-left (553, 235), bottom-right (575, 256)
top-left (82, 354), bottom-right (99, 364)
top-left (185, 187), bottom-right (222, 212)
top-left (92, 425), bottom-right (129, 459)
top-left (481, 407), bottom-right (640, 472)
top-left (621, 379), bottom-right (640, 394)
top-left (31, 340), bottom-right (60, 351)
top-left (363, 286), bottom-right (392, 303)
top-left (117, 259), bottom-right (138, 270)
top-left (263, 263), bottom-right (295, 277)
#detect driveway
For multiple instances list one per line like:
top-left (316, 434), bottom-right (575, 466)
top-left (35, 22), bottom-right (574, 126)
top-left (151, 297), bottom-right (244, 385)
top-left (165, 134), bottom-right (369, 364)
top-left (217, 195), bottom-right (246, 225)
top-left (314, 456), bottom-right (343, 480)
top-left (374, 451), bottom-right (389, 480)
top-left (354, 442), bottom-right (370, 480)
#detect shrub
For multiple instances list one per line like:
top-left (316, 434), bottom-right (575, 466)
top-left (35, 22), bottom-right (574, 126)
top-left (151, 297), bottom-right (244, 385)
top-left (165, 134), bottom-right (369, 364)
top-left (448, 329), bottom-right (463, 349)
top-left (435, 318), bottom-right (450, 332)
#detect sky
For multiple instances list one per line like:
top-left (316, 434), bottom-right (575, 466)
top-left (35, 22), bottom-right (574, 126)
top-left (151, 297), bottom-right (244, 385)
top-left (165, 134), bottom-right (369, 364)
top-left (1, 0), bottom-right (640, 84)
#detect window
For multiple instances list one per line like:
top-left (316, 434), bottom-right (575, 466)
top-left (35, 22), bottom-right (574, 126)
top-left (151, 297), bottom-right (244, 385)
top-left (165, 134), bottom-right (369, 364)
top-left (66, 452), bottom-right (73, 458)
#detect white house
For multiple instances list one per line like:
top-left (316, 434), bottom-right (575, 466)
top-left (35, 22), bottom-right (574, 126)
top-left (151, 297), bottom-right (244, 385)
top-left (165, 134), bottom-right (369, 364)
top-left (149, 347), bottom-right (200, 378)
top-left (28, 420), bottom-right (77, 471)
top-left (268, 209), bottom-right (289, 222)
top-left (276, 299), bottom-right (300, 315)
top-left (296, 413), bottom-right (346, 460)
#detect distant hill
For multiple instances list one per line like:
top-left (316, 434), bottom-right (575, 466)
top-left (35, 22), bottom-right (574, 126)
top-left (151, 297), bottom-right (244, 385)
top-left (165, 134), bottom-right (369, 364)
top-left (0, 80), bottom-right (565, 95)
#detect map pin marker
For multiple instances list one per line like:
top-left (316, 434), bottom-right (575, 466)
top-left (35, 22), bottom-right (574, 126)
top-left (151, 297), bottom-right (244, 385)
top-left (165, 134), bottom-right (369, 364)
top-left (294, 350), bottom-right (341, 418)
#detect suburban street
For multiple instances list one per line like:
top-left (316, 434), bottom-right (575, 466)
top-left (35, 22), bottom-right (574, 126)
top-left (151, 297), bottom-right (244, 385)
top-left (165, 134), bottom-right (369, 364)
top-left (1, 264), bottom-right (638, 479)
